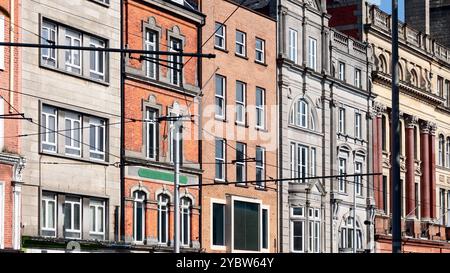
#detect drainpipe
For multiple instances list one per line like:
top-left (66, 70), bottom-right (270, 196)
top-left (9, 0), bottom-right (14, 112)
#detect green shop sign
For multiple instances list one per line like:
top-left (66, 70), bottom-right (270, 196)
top-left (138, 168), bottom-right (188, 185)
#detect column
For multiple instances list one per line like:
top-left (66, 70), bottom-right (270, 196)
top-left (373, 116), bottom-right (380, 208)
top-left (405, 115), bottom-right (417, 219)
top-left (429, 123), bottom-right (437, 219)
top-left (420, 121), bottom-right (431, 220)
top-left (377, 114), bottom-right (383, 210)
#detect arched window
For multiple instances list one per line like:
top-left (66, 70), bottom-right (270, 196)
top-left (339, 217), bottom-right (363, 251)
top-left (290, 99), bottom-right (315, 130)
top-left (180, 197), bottom-right (192, 246)
top-left (410, 69), bottom-right (418, 87)
top-left (439, 134), bottom-right (445, 167)
top-left (157, 194), bottom-right (170, 244)
top-left (446, 137), bottom-right (450, 168)
top-left (379, 55), bottom-right (388, 74)
top-left (133, 190), bottom-right (146, 243)
top-left (381, 115), bottom-right (387, 151)
top-left (398, 63), bottom-right (404, 81)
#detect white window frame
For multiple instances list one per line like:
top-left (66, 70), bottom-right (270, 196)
top-left (41, 20), bottom-right (57, 67)
top-left (145, 108), bottom-right (158, 160)
top-left (256, 87), bottom-right (265, 129)
top-left (169, 38), bottom-right (182, 86)
top-left (145, 29), bottom-right (157, 79)
top-left (215, 75), bottom-right (226, 119)
top-left (310, 148), bottom-right (316, 177)
top-left (236, 142), bottom-right (247, 185)
top-left (235, 30), bottom-right (246, 57)
top-left (297, 145), bottom-right (308, 181)
top-left (64, 112), bottom-right (82, 157)
top-left (235, 81), bottom-right (246, 125)
top-left (157, 194), bottom-right (169, 244)
top-left (355, 162), bottom-right (363, 196)
top-left (63, 197), bottom-right (82, 239)
top-left (261, 205), bottom-right (270, 252)
top-left (180, 197), bottom-right (191, 247)
top-left (215, 138), bottom-right (226, 181)
top-left (210, 198), bottom-right (226, 250)
top-left (339, 62), bottom-right (345, 81)
top-left (288, 28), bottom-right (298, 63)
top-left (355, 112), bottom-right (362, 139)
top-left (339, 158), bottom-right (347, 193)
top-left (89, 199), bottom-right (105, 239)
top-left (214, 23), bottom-right (226, 50)
top-left (296, 100), bottom-right (308, 128)
top-left (89, 117), bottom-right (106, 161)
top-left (64, 29), bottom-right (82, 74)
top-left (339, 107), bottom-right (346, 134)
top-left (308, 37), bottom-right (317, 71)
top-left (89, 37), bottom-right (106, 81)
top-left (355, 68), bottom-right (361, 88)
top-left (41, 106), bottom-right (58, 153)
top-left (290, 206), bottom-right (305, 253)
top-left (256, 146), bottom-right (265, 188)
top-left (133, 191), bottom-right (146, 243)
top-left (255, 38), bottom-right (265, 63)
top-left (308, 208), bottom-right (320, 253)
top-left (41, 193), bottom-right (57, 238)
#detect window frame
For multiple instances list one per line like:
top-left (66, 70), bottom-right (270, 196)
top-left (64, 28), bottom-right (82, 74)
top-left (169, 38), bottom-right (182, 86)
top-left (308, 37), bottom-right (317, 71)
top-left (89, 117), bottom-right (106, 161)
top-left (236, 142), bottom-right (247, 185)
top-left (235, 30), bottom-right (246, 57)
top-left (133, 191), bottom-right (146, 243)
top-left (354, 68), bottom-right (362, 88)
top-left (215, 138), bottom-right (226, 182)
top-left (339, 157), bottom-right (347, 193)
top-left (63, 196), bottom-right (82, 239)
top-left (145, 108), bottom-right (158, 160)
top-left (338, 107), bottom-right (346, 134)
top-left (235, 81), bottom-right (246, 125)
top-left (64, 112), bottom-right (82, 157)
top-left (215, 74), bottom-right (226, 120)
top-left (41, 20), bottom-right (58, 67)
top-left (211, 199), bottom-right (226, 250)
top-left (89, 199), bottom-right (105, 240)
top-left (256, 146), bottom-right (266, 189)
top-left (288, 28), bottom-right (298, 63)
top-left (256, 87), bottom-right (265, 129)
top-left (355, 161), bottom-right (363, 196)
top-left (41, 193), bottom-right (57, 237)
top-left (41, 105), bottom-right (58, 153)
top-left (144, 29), bottom-right (158, 79)
top-left (355, 112), bottom-right (362, 139)
top-left (89, 37), bottom-right (106, 81)
top-left (214, 22), bottom-right (226, 50)
top-left (157, 194), bottom-right (170, 244)
top-left (338, 62), bottom-right (345, 81)
top-left (180, 197), bottom-right (192, 247)
top-left (255, 37), bottom-right (265, 63)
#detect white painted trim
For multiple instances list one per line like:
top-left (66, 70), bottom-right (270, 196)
top-left (261, 205), bottom-right (270, 253)
top-left (210, 198), bottom-right (226, 251)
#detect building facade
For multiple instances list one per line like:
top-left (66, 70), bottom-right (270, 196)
top-left (275, 0), bottom-right (374, 253)
top-left (123, 0), bottom-right (203, 252)
top-left (19, 0), bottom-right (122, 252)
top-left (0, 0), bottom-right (25, 252)
top-left (200, 0), bottom-right (278, 253)
top-left (328, 0), bottom-right (450, 253)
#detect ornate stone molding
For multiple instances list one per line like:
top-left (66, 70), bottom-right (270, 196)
top-left (420, 120), bottom-right (436, 134)
top-left (12, 157), bottom-right (26, 183)
top-left (405, 115), bottom-right (418, 128)
top-left (372, 102), bottom-right (387, 117)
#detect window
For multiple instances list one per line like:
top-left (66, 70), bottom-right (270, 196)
top-left (415, 182), bottom-right (419, 218)
top-left (338, 62), bottom-right (345, 81)
top-left (446, 138), bottom-right (450, 168)
top-left (89, 37), bottom-right (106, 81)
top-left (339, 158), bottom-right (347, 193)
top-left (181, 197), bottom-right (191, 246)
top-left (256, 147), bottom-right (265, 188)
top-left (310, 148), bottom-right (316, 177)
top-left (215, 139), bottom-right (225, 181)
top-left (144, 30), bottom-right (157, 79)
top-left (256, 87), bottom-right (265, 129)
top-left (293, 100), bottom-right (308, 128)
top-left (157, 194), bottom-right (169, 244)
top-left (41, 193), bottom-right (57, 237)
top-left (41, 21), bottom-right (57, 67)
top-left (214, 23), bottom-right (226, 49)
top-left (339, 217), bottom-right (363, 250)
top-left (382, 115), bottom-right (387, 151)
top-left (338, 108), bottom-right (346, 134)
top-left (383, 175), bottom-right (388, 213)
top-left (64, 112), bottom-right (82, 157)
top-left (355, 162), bottom-right (363, 196)
top-left (355, 68), bottom-right (361, 88)
top-left (297, 145), bottom-right (308, 181)
top-left (212, 202), bottom-right (225, 247)
top-left (308, 208), bottom-right (320, 253)
top-left (133, 191), bottom-right (146, 243)
top-left (0, 16), bottom-right (4, 70)
top-left (169, 38), bottom-right (182, 85)
top-left (446, 81), bottom-right (450, 107)
top-left (145, 108), bottom-right (158, 160)
top-left (439, 134), bottom-right (445, 167)
top-left (308, 38), bottom-right (317, 71)
top-left (235, 30), bottom-right (246, 56)
top-left (233, 200), bottom-right (260, 251)
top-left (438, 76), bottom-right (444, 97)
top-left (355, 113), bottom-right (362, 139)
top-left (447, 192), bottom-right (450, 227)
top-left (290, 143), bottom-right (315, 181)
top-left (236, 143), bottom-right (246, 185)
top-left (89, 199), bottom-right (105, 240)
top-left (379, 55), bottom-right (387, 73)
top-left (64, 197), bottom-right (82, 239)
top-left (89, 117), bottom-right (106, 161)
top-left (410, 70), bottom-right (418, 87)
top-left (168, 111), bottom-right (182, 164)
top-left (288, 28), bottom-right (298, 63)
top-left (291, 207), bottom-right (305, 253)
top-left (262, 208), bottom-right (269, 250)
top-left (235, 81), bottom-right (246, 124)
top-left (65, 29), bottom-right (82, 74)
top-left (440, 189), bottom-right (446, 225)
top-left (41, 105), bottom-right (58, 152)
top-left (255, 38), bottom-right (265, 63)
top-left (215, 75), bottom-right (226, 119)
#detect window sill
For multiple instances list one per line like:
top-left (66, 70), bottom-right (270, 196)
top-left (235, 53), bottom-right (249, 60)
top-left (39, 64), bottom-right (110, 87)
top-left (214, 46), bottom-right (229, 54)
top-left (215, 117), bottom-right (228, 123)
top-left (256, 126), bottom-right (267, 132)
top-left (235, 121), bottom-right (248, 128)
top-left (235, 183), bottom-right (248, 188)
top-left (40, 150), bottom-right (110, 166)
top-left (255, 60), bottom-right (268, 67)
top-left (214, 179), bottom-right (227, 184)
top-left (255, 185), bottom-right (267, 191)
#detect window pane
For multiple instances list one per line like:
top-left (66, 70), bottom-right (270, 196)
top-left (64, 203), bottom-right (72, 229)
top-left (293, 221), bottom-right (303, 251)
top-left (234, 201), bottom-right (260, 251)
top-left (212, 203), bottom-right (225, 246)
top-left (90, 206), bottom-right (95, 232)
top-left (98, 207), bottom-right (104, 233)
top-left (48, 201), bottom-right (55, 228)
top-left (74, 204), bottom-right (80, 230)
top-left (262, 209), bottom-right (268, 249)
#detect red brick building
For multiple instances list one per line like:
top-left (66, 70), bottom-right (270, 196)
top-left (123, 0), bottom-right (204, 252)
top-left (0, 0), bottom-right (25, 251)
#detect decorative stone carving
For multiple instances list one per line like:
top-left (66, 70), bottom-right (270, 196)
top-left (405, 115), bottom-right (418, 128)
top-left (13, 157), bottom-right (26, 183)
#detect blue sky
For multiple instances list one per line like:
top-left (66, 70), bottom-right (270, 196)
top-left (369, 0), bottom-right (405, 21)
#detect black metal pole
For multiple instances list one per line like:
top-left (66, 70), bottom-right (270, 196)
top-left (120, 0), bottom-right (126, 243)
top-left (391, 0), bottom-right (402, 254)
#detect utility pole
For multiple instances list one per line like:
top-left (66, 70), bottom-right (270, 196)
top-left (173, 119), bottom-right (181, 253)
top-left (353, 175), bottom-right (357, 253)
top-left (391, 0), bottom-right (402, 254)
